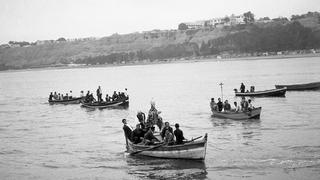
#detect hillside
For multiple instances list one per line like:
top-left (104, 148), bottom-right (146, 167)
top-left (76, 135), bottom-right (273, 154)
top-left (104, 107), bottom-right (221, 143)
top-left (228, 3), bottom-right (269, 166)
top-left (1, 12), bottom-right (320, 70)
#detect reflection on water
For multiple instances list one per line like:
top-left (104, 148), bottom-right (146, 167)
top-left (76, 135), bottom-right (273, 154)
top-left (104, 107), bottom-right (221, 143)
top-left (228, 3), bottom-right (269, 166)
top-left (126, 155), bottom-right (207, 179)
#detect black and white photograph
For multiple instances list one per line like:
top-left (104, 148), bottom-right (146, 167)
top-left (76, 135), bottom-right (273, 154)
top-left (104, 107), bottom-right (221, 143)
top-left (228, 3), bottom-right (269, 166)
top-left (0, 0), bottom-right (320, 179)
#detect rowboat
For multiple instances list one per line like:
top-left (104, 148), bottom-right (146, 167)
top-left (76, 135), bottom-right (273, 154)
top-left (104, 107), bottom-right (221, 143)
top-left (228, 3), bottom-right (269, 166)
top-left (234, 88), bottom-right (286, 97)
top-left (212, 107), bottom-right (262, 120)
top-left (48, 97), bottom-right (84, 104)
top-left (81, 97), bottom-right (129, 108)
top-left (275, 81), bottom-right (320, 91)
top-left (125, 134), bottom-right (208, 160)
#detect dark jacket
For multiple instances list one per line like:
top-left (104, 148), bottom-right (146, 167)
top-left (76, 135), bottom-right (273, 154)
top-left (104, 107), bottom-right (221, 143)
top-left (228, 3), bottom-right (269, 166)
top-left (131, 129), bottom-right (144, 144)
top-left (161, 126), bottom-right (173, 139)
top-left (174, 128), bottom-right (185, 144)
top-left (217, 101), bottom-right (223, 112)
top-left (123, 125), bottom-right (132, 141)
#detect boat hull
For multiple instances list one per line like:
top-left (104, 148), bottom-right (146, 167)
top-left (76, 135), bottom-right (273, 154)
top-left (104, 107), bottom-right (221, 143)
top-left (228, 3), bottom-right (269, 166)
top-left (81, 97), bottom-right (129, 108)
top-left (126, 134), bottom-right (207, 160)
top-left (212, 107), bottom-right (262, 120)
top-left (235, 88), bottom-right (286, 97)
top-left (275, 82), bottom-right (320, 91)
top-left (48, 97), bottom-right (84, 104)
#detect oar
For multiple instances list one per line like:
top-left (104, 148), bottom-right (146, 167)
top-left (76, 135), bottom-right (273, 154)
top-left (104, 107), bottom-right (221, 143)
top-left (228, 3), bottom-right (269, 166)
top-left (131, 143), bottom-right (165, 155)
top-left (184, 136), bottom-right (203, 143)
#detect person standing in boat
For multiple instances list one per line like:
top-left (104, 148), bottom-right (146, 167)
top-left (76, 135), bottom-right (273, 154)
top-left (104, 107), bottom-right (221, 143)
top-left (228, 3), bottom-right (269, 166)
top-left (160, 122), bottom-right (173, 139)
top-left (137, 111), bottom-right (146, 132)
top-left (223, 100), bottom-right (231, 112)
top-left (147, 101), bottom-right (163, 130)
top-left (122, 119), bottom-right (132, 141)
top-left (49, 92), bottom-right (53, 101)
top-left (96, 86), bottom-right (102, 102)
top-left (217, 98), bottom-right (223, 112)
top-left (240, 83), bottom-right (246, 93)
top-left (174, 123), bottom-right (186, 145)
top-left (210, 98), bottom-right (217, 111)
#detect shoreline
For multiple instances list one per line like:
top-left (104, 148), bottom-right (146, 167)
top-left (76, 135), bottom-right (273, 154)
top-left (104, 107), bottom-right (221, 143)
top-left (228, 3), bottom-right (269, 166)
top-left (1, 53), bottom-right (320, 73)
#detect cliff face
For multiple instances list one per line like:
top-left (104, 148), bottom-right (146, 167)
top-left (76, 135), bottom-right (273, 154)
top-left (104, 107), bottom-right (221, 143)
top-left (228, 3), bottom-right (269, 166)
top-left (0, 14), bottom-right (320, 70)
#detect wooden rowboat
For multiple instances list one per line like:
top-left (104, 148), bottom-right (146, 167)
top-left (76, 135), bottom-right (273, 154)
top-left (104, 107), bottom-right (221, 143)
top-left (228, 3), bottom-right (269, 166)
top-left (275, 81), bottom-right (320, 91)
top-left (81, 97), bottom-right (129, 109)
top-left (235, 88), bottom-right (286, 97)
top-left (48, 97), bottom-right (84, 104)
top-left (125, 134), bottom-right (208, 160)
top-left (212, 107), bottom-right (262, 120)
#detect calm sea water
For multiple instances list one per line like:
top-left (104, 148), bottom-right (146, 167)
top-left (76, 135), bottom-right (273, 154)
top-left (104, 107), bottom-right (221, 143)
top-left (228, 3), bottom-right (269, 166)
top-left (0, 57), bottom-right (320, 180)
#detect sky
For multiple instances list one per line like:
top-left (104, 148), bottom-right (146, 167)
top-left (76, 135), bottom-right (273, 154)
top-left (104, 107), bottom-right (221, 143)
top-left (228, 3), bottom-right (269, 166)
top-left (0, 0), bottom-right (319, 44)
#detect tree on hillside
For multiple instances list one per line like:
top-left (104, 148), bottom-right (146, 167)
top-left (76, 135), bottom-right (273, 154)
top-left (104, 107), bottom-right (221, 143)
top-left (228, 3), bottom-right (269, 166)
top-left (224, 16), bottom-right (230, 23)
top-left (243, 11), bottom-right (255, 24)
top-left (57, 37), bottom-right (66, 42)
top-left (178, 23), bottom-right (188, 30)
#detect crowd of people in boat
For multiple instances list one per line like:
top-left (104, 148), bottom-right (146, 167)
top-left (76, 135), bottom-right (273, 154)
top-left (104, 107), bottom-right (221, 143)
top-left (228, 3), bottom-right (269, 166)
top-left (48, 91), bottom-right (75, 101)
top-left (122, 102), bottom-right (187, 146)
top-left (210, 96), bottom-right (254, 112)
top-left (83, 86), bottom-right (128, 103)
top-left (49, 86), bottom-right (128, 103)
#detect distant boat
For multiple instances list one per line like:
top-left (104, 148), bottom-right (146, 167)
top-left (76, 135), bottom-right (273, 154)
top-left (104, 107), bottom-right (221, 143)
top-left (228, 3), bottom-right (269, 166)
top-left (275, 81), bottom-right (320, 91)
top-left (234, 88), bottom-right (286, 97)
top-left (125, 134), bottom-right (208, 160)
top-left (48, 97), bottom-right (84, 104)
top-left (212, 107), bottom-right (262, 120)
top-left (81, 97), bottom-right (129, 109)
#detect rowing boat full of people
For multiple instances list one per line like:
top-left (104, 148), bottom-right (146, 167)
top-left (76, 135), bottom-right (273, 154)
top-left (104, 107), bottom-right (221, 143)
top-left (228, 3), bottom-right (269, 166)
top-left (48, 97), bottom-right (84, 104)
top-left (234, 88), bottom-right (287, 97)
top-left (81, 97), bottom-right (129, 108)
top-left (125, 133), bottom-right (208, 160)
top-left (212, 107), bottom-right (262, 120)
top-left (275, 81), bottom-right (320, 91)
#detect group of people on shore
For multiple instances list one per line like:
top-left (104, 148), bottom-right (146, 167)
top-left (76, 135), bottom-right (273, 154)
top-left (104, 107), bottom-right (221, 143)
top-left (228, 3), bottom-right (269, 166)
top-left (122, 102), bottom-right (187, 146)
top-left (49, 91), bottom-right (74, 101)
top-left (210, 97), bottom-right (254, 112)
top-left (83, 86), bottom-right (128, 103)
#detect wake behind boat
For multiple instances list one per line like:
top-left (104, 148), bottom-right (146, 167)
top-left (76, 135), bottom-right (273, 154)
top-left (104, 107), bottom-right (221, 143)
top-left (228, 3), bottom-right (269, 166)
top-left (212, 107), bottom-right (262, 120)
top-left (275, 81), bottom-right (320, 91)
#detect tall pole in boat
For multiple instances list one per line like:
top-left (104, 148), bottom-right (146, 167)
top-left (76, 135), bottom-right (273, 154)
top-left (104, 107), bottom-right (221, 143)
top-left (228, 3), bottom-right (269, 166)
top-left (219, 82), bottom-right (224, 102)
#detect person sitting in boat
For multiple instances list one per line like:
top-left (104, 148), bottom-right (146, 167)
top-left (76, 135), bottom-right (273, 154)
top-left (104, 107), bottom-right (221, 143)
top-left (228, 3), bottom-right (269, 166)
top-left (210, 98), bottom-right (217, 111)
top-left (240, 83), bottom-right (245, 93)
top-left (112, 91), bottom-right (118, 101)
top-left (147, 101), bottom-right (163, 130)
top-left (64, 93), bottom-right (69, 100)
top-left (240, 97), bottom-right (249, 111)
top-left (69, 91), bottom-right (73, 98)
top-left (224, 100), bottom-right (231, 111)
top-left (174, 123), bottom-right (186, 145)
top-left (233, 102), bottom-right (240, 112)
top-left (143, 126), bottom-right (160, 145)
top-left (122, 119), bottom-right (132, 141)
top-left (53, 92), bottom-right (58, 100)
top-left (124, 88), bottom-right (128, 97)
top-left (105, 94), bottom-right (110, 102)
top-left (160, 122), bottom-right (173, 139)
top-left (164, 129), bottom-right (174, 146)
top-left (217, 98), bottom-right (223, 112)
top-left (248, 99), bottom-right (254, 111)
top-left (131, 124), bottom-right (144, 144)
top-left (80, 91), bottom-right (84, 97)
